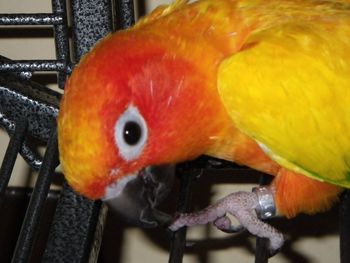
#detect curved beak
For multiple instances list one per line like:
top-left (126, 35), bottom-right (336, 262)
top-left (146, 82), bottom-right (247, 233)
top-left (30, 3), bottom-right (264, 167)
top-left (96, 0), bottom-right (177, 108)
top-left (102, 165), bottom-right (175, 228)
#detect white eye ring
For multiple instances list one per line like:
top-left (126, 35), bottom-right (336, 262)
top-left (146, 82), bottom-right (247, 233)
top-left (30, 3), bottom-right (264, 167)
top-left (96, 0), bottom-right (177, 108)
top-left (114, 105), bottom-right (148, 161)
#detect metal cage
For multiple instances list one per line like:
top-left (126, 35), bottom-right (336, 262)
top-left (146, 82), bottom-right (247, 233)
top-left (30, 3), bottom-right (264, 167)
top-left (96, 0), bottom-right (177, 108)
top-left (0, 1), bottom-right (349, 262)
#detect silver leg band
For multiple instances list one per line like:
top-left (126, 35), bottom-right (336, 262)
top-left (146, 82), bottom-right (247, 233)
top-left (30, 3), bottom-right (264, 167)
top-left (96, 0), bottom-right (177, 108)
top-left (252, 186), bottom-right (276, 219)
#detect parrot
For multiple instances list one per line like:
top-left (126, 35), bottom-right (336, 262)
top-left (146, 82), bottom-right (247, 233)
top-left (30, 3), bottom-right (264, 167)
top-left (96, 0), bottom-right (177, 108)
top-left (57, 0), bottom-right (350, 254)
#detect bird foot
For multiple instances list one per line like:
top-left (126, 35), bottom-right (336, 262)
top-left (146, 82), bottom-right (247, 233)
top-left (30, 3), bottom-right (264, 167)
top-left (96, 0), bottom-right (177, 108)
top-left (169, 186), bottom-right (284, 254)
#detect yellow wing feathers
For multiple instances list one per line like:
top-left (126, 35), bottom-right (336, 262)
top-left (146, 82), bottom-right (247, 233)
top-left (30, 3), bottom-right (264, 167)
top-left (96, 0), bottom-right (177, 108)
top-left (218, 7), bottom-right (350, 187)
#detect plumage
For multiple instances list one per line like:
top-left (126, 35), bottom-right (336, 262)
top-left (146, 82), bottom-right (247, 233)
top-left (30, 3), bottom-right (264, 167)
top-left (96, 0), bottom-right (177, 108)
top-left (58, 0), bottom-right (350, 249)
top-left (218, 8), bottom-right (350, 186)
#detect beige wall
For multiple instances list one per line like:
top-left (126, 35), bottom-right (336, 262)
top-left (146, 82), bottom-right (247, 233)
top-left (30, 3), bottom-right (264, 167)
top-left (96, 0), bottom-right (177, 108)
top-left (0, 1), bottom-right (339, 262)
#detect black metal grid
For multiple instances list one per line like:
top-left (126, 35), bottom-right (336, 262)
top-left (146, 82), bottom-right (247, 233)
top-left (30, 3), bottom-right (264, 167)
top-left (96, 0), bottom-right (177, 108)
top-left (0, 1), bottom-right (349, 262)
top-left (0, 1), bottom-right (111, 262)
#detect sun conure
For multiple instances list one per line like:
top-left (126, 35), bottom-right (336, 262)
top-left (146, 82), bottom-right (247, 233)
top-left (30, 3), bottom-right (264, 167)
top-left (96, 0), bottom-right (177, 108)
top-left (57, 0), bottom-right (350, 253)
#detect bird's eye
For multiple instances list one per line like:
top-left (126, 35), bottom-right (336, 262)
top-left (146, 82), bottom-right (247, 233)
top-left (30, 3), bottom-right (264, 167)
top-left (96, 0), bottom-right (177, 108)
top-left (123, 121), bottom-right (142, 146)
top-left (114, 105), bottom-right (148, 161)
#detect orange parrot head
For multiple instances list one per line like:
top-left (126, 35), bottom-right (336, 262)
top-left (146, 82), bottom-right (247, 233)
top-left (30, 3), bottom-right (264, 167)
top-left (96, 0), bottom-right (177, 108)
top-left (58, 30), bottom-right (229, 227)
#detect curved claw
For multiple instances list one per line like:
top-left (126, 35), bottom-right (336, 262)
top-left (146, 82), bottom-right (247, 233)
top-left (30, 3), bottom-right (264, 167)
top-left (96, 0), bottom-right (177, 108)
top-left (169, 190), bottom-right (284, 253)
top-left (269, 245), bottom-right (282, 258)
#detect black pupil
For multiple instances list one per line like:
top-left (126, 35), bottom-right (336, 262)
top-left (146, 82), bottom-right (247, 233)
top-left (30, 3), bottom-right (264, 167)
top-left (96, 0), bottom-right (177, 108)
top-left (123, 121), bottom-right (142, 146)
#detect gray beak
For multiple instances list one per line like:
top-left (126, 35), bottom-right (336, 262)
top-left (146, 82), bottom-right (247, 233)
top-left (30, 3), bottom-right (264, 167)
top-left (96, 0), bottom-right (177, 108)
top-left (103, 165), bottom-right (175, 228)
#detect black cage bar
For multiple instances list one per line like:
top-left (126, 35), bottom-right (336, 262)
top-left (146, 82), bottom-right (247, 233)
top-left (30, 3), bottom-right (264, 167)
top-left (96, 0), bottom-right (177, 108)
top-left (0, 1), bottom-right (349, 263)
